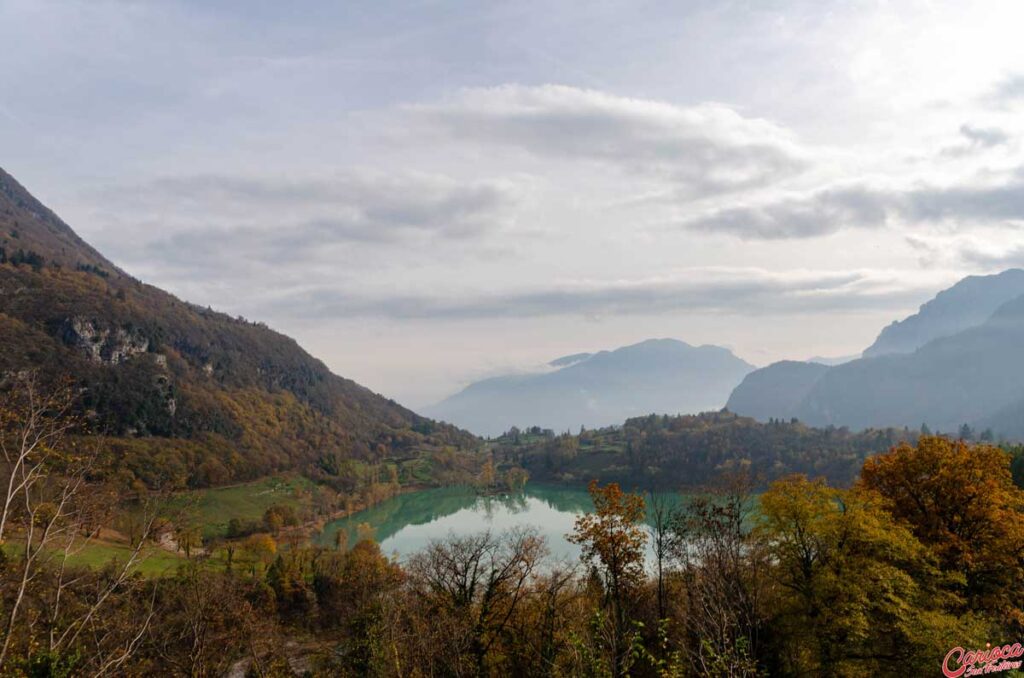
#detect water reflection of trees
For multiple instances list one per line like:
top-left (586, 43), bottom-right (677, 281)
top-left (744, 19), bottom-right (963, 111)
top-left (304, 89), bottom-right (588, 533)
top-left (319, 485), bottom-right (694, 552)
top-left (474, 492), bottom-right (530, 519)
top-left (321, 487), bottom-right (479, 548)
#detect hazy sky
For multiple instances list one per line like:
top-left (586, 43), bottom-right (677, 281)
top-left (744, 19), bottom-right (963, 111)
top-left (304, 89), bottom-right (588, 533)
top-left (4, 0), bottom-right (1024, 407)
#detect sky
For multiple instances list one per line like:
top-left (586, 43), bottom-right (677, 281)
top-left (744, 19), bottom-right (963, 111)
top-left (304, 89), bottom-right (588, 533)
top-left (3, 0), bottom-right (1024, 407)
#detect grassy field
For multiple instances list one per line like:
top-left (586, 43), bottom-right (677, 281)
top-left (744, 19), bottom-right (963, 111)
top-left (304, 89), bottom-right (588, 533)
top-left (3, 539), bottom-right (186, 578)
top-left (165, 473), bottom-right (318, 539)
top-left (2, 474), bottom-right (345, 579)
top-left (64, 540), bottom-right (186, 576)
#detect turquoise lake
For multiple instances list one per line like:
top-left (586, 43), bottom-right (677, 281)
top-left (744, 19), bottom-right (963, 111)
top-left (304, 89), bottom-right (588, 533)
top-left (317, 484), bottom-right (687, 564)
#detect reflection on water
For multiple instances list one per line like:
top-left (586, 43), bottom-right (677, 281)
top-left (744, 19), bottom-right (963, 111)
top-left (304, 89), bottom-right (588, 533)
top-left (317, 484), bottom-right (685, 564)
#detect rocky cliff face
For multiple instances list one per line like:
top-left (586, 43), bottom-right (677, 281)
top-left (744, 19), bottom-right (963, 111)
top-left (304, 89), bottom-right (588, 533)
top-left (60, 316), bottom-right (150, 365)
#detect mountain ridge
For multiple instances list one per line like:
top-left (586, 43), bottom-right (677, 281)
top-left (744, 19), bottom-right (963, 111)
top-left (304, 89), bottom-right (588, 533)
top-left (863, 268), bottom-right (1024, 357)
top-left (0, 166), bottom-right (477, 490)
top-left (426, 338), bottom-right (754, 436)
top-left (728, 273), bottom-right (1024, 438)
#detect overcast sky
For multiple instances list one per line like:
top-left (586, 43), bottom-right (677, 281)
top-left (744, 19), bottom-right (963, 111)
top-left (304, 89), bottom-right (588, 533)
top-left (4, 0), bottom-right (1024, 407)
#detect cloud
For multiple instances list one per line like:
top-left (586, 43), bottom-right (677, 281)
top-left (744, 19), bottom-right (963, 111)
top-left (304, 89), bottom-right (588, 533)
top-left (94, 171), bottom-right (521, 269)
top-left (957, 243), bottom-right (1024, 269)
top-left (684, 186), bottom-right (891, 239)
top-left (958, 124), bottom-right (1009, 149)
top-left (941, 124), bottom-right (1011, 157)
top-left (989, 75), bottom-right (1024, 104)
top-left (405, 84), bottom-right (809, 198)
top-left (684, 174), bottom-right (1024, 239)
top-left (261, 268), bottom-right (931, 320)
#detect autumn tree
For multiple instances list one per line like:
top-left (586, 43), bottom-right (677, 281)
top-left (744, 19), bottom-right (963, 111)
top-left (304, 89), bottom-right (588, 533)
top-left (149, 565), bottom-right (276, 677)
top-left (756, 475), bottom-right (976, 676)
top-left (670, 473), bottom-right (768, 676)
top-left (244, 533), bottom-right (277, 575)
top-left (503, 466), bottom-right (529, 493)
top-left (502, 564), bottom-right (584, 676)
top-left (266, 549), bottom-right (317, 622)
top-left (174, 522), bottom-right (203, 560)
top-left (569, 480), bottom-right (647, 677)
top-left (646, 490), bottom-right (673, 624)
top-left (405, 528), bottom-right (546, 676)
top-left (860, 436), bottom-right (1024, 629)
top-left (0, 373), bottom-right (158, 673)
top-left (477, 457), bottom-right (497, 490)
top-left (314, 539), bottom-right (404, 673)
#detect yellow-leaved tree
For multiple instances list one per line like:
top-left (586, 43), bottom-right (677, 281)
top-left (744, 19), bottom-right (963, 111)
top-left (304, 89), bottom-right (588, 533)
top-left (860, 436), bottom-right (1024, 630)
top-left (569, 480), bottom-right (647, 677)
top-left (756, 475), bottom-right (984, 676)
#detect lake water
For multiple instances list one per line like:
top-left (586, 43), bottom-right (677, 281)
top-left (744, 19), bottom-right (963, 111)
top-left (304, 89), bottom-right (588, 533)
top-left (317, 484), bottom-right (685, 564)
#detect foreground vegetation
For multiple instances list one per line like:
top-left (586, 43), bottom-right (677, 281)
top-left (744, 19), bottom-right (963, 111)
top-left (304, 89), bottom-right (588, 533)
top-left (2, 376), bottom-right (1023, 676)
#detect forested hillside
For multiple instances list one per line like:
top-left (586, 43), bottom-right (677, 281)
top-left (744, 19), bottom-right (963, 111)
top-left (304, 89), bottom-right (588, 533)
top-left (492, 410), bottom-right (916, 488)
top-left (0, 167), bottom-right (477, 491)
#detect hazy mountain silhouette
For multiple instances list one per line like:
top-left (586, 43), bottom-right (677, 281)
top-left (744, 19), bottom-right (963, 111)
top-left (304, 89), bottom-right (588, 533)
top-left (425, 338), bottom-right (754, 436)
top-left (863, 269), bottom-right (1024, 357)
top-left (726, 361), bottom-right (830, 423)
top-left (728, 272), bottom-right (1024, 438)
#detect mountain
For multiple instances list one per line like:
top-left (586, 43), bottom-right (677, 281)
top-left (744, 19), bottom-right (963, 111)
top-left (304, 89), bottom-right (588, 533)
top-left (795, 294), bottom-right (1024, 433)
top-left (863, 269), bottom-right (1024, 357)
top-left (0, 167), bottom-right (476, 490)
top-left (806, 354), bottom-right (859, 366)
top-left (424, 338), bottom-right (755, 437)
top-left (727, 273), bottom-right (1024, 438)
top-left (725, 360), bottom-right (830, 422)
top-left (548, 352), bottom-right (593, 368)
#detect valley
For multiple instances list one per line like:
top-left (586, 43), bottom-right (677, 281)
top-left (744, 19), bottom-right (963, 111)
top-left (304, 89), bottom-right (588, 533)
top-left (1, 169), bottom-right (1023, 675)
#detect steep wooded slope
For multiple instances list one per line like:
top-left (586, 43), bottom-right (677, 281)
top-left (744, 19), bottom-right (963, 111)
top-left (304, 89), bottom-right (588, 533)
top-left (0, 167), bottom-right (476, 489)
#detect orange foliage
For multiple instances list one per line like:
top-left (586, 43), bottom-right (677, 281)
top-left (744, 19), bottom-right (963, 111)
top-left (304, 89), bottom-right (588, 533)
top-left (860, 436), bottom-right (1024, 626)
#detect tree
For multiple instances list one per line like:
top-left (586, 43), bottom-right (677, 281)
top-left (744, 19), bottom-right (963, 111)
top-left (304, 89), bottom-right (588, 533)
top-left (314, 539), bottom-right (404, 673)
top-left (175, 522), bottom-right (202, 560)
top-left (568, 481), bottom-right (646, 677)
top-left (503, 563), bottom-right (582, 676)
top-left (0, 373), bottom-right (157, 672)
top-left (646, 491), bottom-right (673, 623)
top-left (262, 504), bottom-right (298, 534)
top-left (266, 550), bottom-right (316, 622)
top-left (356, 522), bottom-right (376, 544)
top-left (756, 475), bottom-right (975, 675)
top-left (151, 565), bottom-right (273, 677)
top-left (670, 473), bottom-right (767, 676)
top-left (405, 528), bottom-right (546, 676)
top-left (244, 534), bottom-right (277, 574)
top-left (503, 466), bottom-right (529, 492)
top-left (860, 437), bottom-right (1024, 627)
top-left (477, 458), bottom-right (496, 490)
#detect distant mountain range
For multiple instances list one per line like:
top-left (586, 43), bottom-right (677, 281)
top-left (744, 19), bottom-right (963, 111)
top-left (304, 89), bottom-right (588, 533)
top-left (863, 269), bottom-right (1024, 357)
top-left (425, 339), bottom-right (754, 436)
top-left (727, 269), bottom-right (1024, 437)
